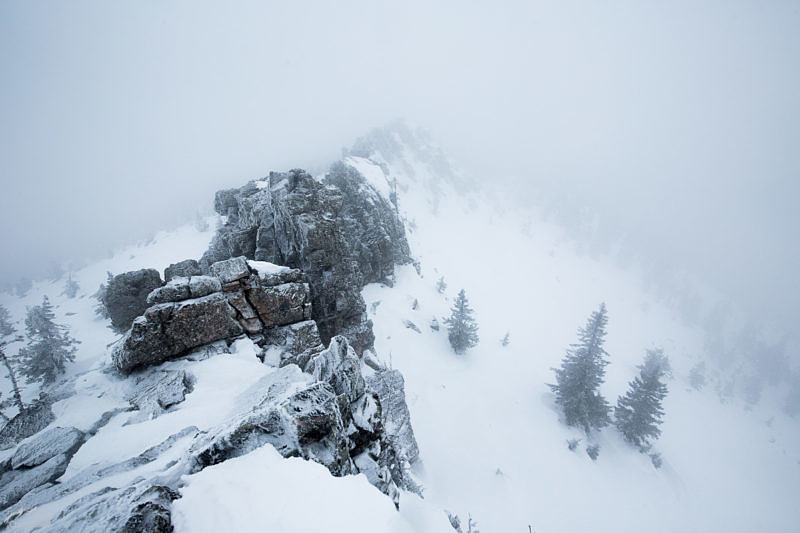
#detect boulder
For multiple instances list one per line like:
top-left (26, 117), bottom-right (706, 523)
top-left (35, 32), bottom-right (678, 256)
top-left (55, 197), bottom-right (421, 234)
top-left (210, 256), bottom-right (250, 284)
top-left (11, 426), bottom-right (84, 469)
top-left (164, 259), bottom-right (202, 282)
top-left (127, 370), bottom-right (195, 417)
top-left (188, 275), bottom-right (222, 298)
top-left (112, 292), bottom-right (243, 373)
top-left (0, 453), bottom-right (71, 511)
top-left (245, 281), bottom-right (312, 327)
top-left (146, 277), bottom-right (191, 305)
top-left (104, 269), bottom-right (163, 331)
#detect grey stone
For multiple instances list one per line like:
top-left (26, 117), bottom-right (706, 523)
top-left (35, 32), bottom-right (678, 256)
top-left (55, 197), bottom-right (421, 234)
top-left (245, 281), bottom-right (312, 327)
top-left (265, 320), bottom-right (324, 368)
top-left (164, 259), bottom-right (202, 282)
top-left (127, 370), bottom-right (194, 416)
top-left (146, 277), bottom-right (190, 305)
top-left (192, 365), bottom-right (353, 477)
top-left (366, 369), bottom-right (420, 465)
top-left (199, 165), bottom-right (410, 351)
top-left (11, 426), bottom-right (84, 469)
top-left (188, 275), bottom-right (222, 298)
top-left (0, 453), bottom-right (71, 510)
top-left (112, 292), bottom-right (243, 373)
top-left (103, 269), bottom-right (163, 332)
top-left (210, 256), bottom-right (251, 284)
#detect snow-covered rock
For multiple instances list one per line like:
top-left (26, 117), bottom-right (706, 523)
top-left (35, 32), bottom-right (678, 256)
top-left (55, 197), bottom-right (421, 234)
top-left (0, 453), bottom-right (71, 510)
top-left (164, 259), bottom-right (202, 282)
top-left (10, 426), bottom-right (84, 469)
top-left (200, 166), bottom-right (410, 351)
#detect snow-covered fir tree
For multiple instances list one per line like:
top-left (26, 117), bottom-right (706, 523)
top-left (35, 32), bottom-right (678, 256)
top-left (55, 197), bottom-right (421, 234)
top-left (18, 296), bottom-right (78, 385)
top-left (62, 274), bottom-right (80, 299)
top-left (445, 289), bottom-right (479, 354)
top-left (614, 348), bottom-right (670, 451)
top-left (549, 303), bottom-right (611, 434)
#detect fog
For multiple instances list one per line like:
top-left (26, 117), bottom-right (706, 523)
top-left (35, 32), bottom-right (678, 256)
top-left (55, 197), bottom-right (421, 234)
top-left (1, 1), bottom-right (798, 357)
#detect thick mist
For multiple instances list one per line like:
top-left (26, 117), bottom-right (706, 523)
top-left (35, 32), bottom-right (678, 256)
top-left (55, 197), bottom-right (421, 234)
top-left (1, 1), bottom-right (798, 358)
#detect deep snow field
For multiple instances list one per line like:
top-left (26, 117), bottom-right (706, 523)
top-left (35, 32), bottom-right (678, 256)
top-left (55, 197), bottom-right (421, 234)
top-left (1, 146), bottom-right (798, 532)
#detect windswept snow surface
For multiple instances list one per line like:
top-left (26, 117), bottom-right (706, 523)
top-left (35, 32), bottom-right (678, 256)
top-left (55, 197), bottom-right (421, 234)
top-left (172, 445), bottom-right (451, 533)
top-left (356, 153), bottom-right (800, 532)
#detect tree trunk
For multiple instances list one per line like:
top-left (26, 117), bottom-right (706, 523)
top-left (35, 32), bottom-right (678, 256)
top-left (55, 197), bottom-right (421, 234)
top-left (0, 348), bottom-right (24, 410)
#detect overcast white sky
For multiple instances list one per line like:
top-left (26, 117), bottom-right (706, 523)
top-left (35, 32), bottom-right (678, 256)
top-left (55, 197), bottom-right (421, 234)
top-left (1, 1), bottom-right (798, 345)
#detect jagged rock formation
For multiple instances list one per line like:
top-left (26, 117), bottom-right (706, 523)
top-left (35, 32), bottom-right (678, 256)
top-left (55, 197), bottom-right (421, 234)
top-left (199, 163), bottom-right (410, 352)
top-left (111, 257), bottom-right (313, 373)
top-left (103, 269), bottom-right (163, 331)
top-left (0, 157), bottom-right (421, 529)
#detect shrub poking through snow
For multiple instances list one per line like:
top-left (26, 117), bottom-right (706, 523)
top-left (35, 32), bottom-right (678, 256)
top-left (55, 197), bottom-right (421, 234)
top-left (444, 289), bottom-right (479, 354)
top-left (586, 444), bottom-right (600, 461)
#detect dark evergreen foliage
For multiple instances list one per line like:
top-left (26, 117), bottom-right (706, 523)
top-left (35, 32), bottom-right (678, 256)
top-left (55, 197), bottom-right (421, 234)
top-left (18, 296), bottom-right (78, 385)
top-left (614, 348), bottom-right (669, 451)
top-left (586, 443), bottom-right (600, 460)
top-left (549, 303), bottom-right (611, 434)
top-left (445, 289), bottom-right (479, 354)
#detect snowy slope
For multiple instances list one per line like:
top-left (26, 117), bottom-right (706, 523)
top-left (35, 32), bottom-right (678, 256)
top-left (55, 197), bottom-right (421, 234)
top-left (1, 129), bottom-right (798, 532)
top-left (350, 129), bottom-right (800, 532)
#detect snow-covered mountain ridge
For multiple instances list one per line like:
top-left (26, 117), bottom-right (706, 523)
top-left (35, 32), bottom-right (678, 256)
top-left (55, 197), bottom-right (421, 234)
top-left (0, 122), bottom-right (798, 532)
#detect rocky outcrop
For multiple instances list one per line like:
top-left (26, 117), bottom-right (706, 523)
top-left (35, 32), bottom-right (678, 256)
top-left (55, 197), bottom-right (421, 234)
top-left (11, 426), bottom-right (84, 469)
top-left (112, 257), bottom-right (314, 373)
top-left (104, 269), bottom-right (163, 331)
top-left (199, 164), bottom-right (410, 351)
top-left (190, 335), bottom-right (420, 505)
top-left (112, 292), bottom-right (243, 373)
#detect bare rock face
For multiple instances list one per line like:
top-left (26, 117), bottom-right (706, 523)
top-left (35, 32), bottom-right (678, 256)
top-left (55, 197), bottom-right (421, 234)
top-left (112, 293), bottom-right (243, 373)
top-left (263, 320), bottom-right (325, 368)
top-left (199, 164), bottom-right (410, 351)
top-left (103, 269), bottom-right (163, 331)
top-left (111, 258), bottom-right (316, 373)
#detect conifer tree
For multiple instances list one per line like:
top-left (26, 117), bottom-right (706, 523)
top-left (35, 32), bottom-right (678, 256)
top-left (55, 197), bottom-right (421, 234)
top-left (445, 289), bottom-right (479, 354)
top-left (18, 296), bottom-right (78, 385)
top-left (549, 303), bottom-right (611, 434)
top-left (614, 348), bottom-right (669, 451)
top-left (62, 274), bottom-right (79, 299)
